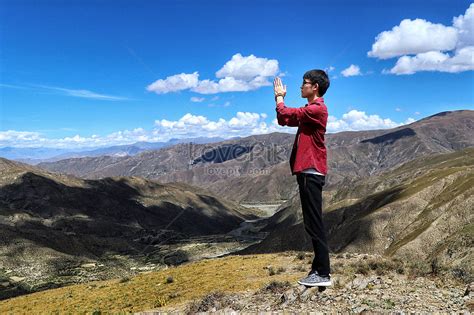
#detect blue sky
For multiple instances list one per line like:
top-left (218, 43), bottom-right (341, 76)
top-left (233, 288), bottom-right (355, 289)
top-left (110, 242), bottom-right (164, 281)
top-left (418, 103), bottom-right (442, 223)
top-left (1, 0), bottom-right (473, 149)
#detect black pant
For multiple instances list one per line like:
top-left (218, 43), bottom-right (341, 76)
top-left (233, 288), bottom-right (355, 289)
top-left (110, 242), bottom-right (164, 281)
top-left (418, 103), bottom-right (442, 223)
top-left (296, 172), bottom-right (330, 276)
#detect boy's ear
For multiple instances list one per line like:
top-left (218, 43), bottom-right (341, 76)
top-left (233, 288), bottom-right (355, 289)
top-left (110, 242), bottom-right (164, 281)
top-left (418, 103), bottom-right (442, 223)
top-left (313, 83), bottom-right (319, 93)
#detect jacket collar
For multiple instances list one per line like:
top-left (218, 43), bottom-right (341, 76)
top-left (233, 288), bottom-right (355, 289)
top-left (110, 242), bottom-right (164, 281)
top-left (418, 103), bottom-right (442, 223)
top-left (306, 97), bottom-right (324, 106)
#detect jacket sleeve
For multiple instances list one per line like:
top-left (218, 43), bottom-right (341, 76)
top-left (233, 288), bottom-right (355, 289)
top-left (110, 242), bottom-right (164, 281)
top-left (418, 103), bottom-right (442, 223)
top-left (276, 101), bottom-right (326, 127)
top-left (275, 102), bottom-right (299, 127)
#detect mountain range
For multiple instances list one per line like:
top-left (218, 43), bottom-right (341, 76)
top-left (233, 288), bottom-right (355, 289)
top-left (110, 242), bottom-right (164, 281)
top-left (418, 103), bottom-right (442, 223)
top-left (37, 110), bottom-right (474, 203)
top-left (1, 110), bottom-right (472, 299)
top-left (1, 136), bottom-right (228, 164)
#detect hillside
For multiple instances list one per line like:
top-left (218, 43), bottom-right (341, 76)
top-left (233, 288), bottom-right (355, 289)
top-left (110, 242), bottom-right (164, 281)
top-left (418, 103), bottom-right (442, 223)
top-left (0, 252), bottom-right (471, 313)
top-left (2, 110), bottom-right (473, 304)
top-left (0, 158), bottom-right (256, 299)
top-left (241, 148), bottom-right (474, 283)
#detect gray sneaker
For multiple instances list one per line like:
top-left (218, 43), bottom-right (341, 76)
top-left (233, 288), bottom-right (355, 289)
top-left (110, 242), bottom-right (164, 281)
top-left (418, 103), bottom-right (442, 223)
top-left (297, 272), bottom-right (331, 287)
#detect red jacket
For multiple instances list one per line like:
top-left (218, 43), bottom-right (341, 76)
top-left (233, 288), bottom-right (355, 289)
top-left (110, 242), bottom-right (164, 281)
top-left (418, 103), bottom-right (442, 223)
top-left (276, 97), bottom-right (328, 175)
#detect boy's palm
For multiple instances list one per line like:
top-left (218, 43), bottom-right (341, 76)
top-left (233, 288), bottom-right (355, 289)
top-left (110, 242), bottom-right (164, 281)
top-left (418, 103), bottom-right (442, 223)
top-left (273, 77), bottom-right (287, 97)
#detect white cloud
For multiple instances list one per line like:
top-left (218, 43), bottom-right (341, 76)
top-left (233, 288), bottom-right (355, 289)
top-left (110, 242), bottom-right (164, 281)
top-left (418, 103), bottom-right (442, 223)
top-left (153, 112), bottom-right (289, 138)
top-left (2, 110), bottom-right (416, 149)
top-left (368, 19), bottom-right (458, 59)
top-left (215, 53), bottom-right (279, 80)
top-left (214, 76), bottom-right (254, 92)
top-left (147, 53), bottom-right (280, 95)
top-left (190, 96), bottom-right (205, 102)
top-left (192, 79), bottom-right (220, 94)
top-left (388, 46), bottom-right (474, 74)
top-left (0, 83), bottom-right (29, 90)
top-left (368, 4), bottom-right (474, 74)
top-left (327, 110), bottom-right (415, 133)
top-left (147, 72), bottom-right (199, 94)
top-left (453, 3), bottom-right (474, 49)
top-left (53, 88), bottom-right (129, 101)
top-left (154, 111), bottom-right (295, 139)
top-left (228, 112), bottom-right (260, 127)
top-left (0, 130), bottom-right (42, 142)
top-left (10, 84), bottom-right (130, 101)
top-left (179, 113), bottom-right (209, 125)
top-left (0, 128), bottom-right (156, 149)
top-left (341, 64), bottom-right (362, 77)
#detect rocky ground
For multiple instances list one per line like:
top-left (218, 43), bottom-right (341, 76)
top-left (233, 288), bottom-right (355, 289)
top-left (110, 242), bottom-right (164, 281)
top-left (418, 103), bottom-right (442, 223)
top-left (143, 253), bottom-right (473, 314)
top-left (180, 275), bottom-right (473, 313)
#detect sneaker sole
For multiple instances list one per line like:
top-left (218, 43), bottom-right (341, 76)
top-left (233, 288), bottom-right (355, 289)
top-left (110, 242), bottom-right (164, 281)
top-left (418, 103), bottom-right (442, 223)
top-left (297, 280), bottom-right (332, 287)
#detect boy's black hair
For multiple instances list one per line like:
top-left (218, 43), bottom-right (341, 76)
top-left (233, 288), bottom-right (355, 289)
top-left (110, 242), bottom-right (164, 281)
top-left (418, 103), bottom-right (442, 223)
top-left (303, 69), bottom-right (330, 96)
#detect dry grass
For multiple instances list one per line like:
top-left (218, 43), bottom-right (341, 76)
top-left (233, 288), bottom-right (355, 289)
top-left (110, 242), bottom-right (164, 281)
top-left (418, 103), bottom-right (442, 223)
top-left (1, 251), bottom-right (457, 312)
top-left (0, 253), bottom-right (308, 313)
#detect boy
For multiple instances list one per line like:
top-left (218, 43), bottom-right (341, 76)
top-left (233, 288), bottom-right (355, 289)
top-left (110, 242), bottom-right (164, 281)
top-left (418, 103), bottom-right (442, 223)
top-left (273, 70), bottom-right (331, 287)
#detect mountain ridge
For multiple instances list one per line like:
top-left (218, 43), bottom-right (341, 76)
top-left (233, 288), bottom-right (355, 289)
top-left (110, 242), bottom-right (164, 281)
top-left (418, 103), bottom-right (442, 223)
top-left (35, 111), bottom-right (474, 205)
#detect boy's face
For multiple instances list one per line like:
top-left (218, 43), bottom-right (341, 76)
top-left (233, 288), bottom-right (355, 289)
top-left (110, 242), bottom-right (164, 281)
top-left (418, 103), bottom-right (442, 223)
top-left (300, 79), bottom-right (318, 98)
